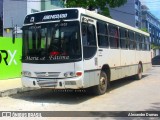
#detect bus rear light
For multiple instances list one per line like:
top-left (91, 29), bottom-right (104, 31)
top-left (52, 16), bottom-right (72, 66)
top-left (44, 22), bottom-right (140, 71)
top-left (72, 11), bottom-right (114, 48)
top-left (76, 72), bottom-right (82, 76)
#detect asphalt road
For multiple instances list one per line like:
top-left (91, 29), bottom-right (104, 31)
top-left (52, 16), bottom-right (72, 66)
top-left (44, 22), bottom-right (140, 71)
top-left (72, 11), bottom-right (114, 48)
top-left (0, 66), bottom-right (160, 120)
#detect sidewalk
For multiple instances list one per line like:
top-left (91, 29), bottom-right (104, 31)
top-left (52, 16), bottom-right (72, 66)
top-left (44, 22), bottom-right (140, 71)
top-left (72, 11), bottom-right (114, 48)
top-left (0, 78), bottom-right (35, 97)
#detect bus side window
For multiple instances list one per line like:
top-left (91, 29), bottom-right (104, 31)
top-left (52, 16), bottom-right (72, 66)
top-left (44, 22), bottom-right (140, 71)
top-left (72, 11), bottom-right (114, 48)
top-left (97, 21), bottom-right (109, 48)
top-left (125, 30), bottom-right (129, 49)
top-left (139, 34), bottom-right (142, 50)
top-left (128, 31), bottom-right (135, 50)
top-left (146, 36), bottom-right (150, 51)
top-left (108, 24), bottom-right (119, 49)
top-left (141, 35), bottom-right (145, 50)
top-left (135, 33), bottom-right (139, 50)
top-left (120, 28), bottom-right (127, 49)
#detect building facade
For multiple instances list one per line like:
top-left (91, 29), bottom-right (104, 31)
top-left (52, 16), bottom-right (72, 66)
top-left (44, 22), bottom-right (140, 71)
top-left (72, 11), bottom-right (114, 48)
top-left (110, 0), bottom-right (142, 29)
top-left (2, 0), bottom-right (41, 37)
top-left (142, 7), bottom-right (160, 45)
top-left (141, 5), bottom-right (160, 56)
top-left (1, 0), bottom-right (63, 37)
top-left (0, 0), bottom-right (3, 36)
top-left (41, 0), bottom-right (63, 11)
top-left (109, 0), bottom-right (160, 56)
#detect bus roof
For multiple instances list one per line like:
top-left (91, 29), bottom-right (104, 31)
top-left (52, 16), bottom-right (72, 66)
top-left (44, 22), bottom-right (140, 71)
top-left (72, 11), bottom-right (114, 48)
top-left (24, 8), bottom-right (149, 36)
top-left (81, 8), bottom-right (149, 36)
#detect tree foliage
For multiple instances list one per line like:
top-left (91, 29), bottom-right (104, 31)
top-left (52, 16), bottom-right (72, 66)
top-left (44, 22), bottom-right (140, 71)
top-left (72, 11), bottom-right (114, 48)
top-left (62, 0), bottom-right (127, 17)
top-left (140, 28), bottom-right (148, 33)
top-left (151, 44), bottom-right (160, 50)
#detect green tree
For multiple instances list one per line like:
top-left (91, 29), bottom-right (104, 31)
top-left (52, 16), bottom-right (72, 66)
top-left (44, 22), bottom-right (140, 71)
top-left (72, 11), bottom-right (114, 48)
top-left (62, 0), bottom-right (127, 17)
top-left (140, 28), bottom-right (148, 33)
top-left (151, 43), bottom-right (160, 50)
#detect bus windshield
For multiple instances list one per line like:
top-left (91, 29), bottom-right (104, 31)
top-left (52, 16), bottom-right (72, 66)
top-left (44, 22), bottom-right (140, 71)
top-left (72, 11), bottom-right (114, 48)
top-left (22, 21), bottom-right (81, 63)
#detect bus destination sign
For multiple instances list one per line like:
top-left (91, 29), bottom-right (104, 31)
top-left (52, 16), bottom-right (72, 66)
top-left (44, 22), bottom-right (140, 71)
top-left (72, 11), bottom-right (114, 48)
top-left (24, 9), bottom-right (79, 24)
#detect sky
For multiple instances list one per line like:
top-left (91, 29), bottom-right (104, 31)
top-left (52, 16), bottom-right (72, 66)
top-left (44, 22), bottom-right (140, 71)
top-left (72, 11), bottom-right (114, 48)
top-left (140, 0), bottom-right (160, 20)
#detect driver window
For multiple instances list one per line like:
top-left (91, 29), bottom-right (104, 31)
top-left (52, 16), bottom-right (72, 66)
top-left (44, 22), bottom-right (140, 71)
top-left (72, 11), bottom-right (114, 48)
top-left (81, 22), bottom-right (96, 46)
top-left (81, 22), bottom-right (97, 60)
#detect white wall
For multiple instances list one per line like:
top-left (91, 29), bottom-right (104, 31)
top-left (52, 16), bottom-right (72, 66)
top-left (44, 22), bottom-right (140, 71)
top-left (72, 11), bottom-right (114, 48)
top-left (27, 0), bottom-right (41, 14)
top-left (156, 49), bottom-right (160, 56)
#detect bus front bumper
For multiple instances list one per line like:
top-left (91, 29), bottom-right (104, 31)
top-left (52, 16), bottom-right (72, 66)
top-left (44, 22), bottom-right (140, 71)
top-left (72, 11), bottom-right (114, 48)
top-left (21, 77), bottom-right (83, 89)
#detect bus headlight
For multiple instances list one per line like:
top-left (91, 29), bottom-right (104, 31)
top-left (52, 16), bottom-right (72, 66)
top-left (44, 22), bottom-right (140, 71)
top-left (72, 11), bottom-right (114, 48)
top-left (64, 72), bottom-right (76, 77)
top-left (70, 72), bottom-right (75, 77)
top-left (64, 72), bottom-right (69, 77)
top-left (22, 71), bottom-right (31, 77)
top-left (64, 71), bottom-right (82, 77)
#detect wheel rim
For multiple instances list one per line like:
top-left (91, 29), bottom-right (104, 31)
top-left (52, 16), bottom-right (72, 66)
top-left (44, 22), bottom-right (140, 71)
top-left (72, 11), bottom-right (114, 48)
top-left (138, 66), bottom-right (142, 78)
top-left (100, 76), bottom-right (106, 91)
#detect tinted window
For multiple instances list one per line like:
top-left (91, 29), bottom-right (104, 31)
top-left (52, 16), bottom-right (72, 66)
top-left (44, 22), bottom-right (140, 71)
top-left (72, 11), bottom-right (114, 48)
top-left (128, 31), bottom-right (135, 50)
top-left (145, 36), bottom-right (150, 51)
top-left (141, 35), bottom-right (146, 50)
top-left (97, 21), bottom-right (109, 48)
top-left (120, 28), bottom-right (128, 49)
top-left (135, 33), bottom-right (141, 50)
top-left (82, 23), bottom-right (96, 46)
top-left (108, 24), bottom-right (119, 48)
top-left (82, 22), bottom-right (97, 60)
top-left (22, 21), bottom-right (81, 63)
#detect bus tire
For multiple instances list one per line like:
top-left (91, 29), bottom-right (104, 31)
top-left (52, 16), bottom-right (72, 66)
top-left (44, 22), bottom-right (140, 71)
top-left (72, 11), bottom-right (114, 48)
top-left (135, 64), bottom-right (142, 80)
top-left (93, 71), bottom-right (108, 95)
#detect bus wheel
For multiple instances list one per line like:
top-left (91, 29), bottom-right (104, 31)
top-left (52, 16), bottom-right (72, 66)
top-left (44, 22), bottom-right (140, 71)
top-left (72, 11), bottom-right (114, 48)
top-left (135, 64), bottom-right (142, 80)
top-left (93, 71), bottom-right (108, 95)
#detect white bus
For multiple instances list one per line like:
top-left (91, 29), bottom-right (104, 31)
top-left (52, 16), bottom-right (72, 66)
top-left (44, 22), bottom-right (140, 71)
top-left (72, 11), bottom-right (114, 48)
top-left (21, 8), bottom-right (151, 95)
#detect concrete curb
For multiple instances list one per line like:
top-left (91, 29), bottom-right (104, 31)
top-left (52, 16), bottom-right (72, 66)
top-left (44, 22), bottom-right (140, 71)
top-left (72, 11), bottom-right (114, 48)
top-left (0, 87), bottom-right (38, 97)
top-left (152, 65), bottom-right (160, 67)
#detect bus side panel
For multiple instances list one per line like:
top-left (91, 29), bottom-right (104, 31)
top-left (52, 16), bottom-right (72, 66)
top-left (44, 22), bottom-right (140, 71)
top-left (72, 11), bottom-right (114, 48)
top-left (110, 67), bottom-right (121, 81)
top-left (98, 48), bottom-right (121, 81)
top-left (83, 70), bottom-right (100, 88)
top-left (143, 63), bottom-right (152, 72)
top-left (83, 72), bottom-right (90, 88)
top-left (119, 49), bottom-right (137, 79)
top-left (142, 51), bottom-right (151, 72)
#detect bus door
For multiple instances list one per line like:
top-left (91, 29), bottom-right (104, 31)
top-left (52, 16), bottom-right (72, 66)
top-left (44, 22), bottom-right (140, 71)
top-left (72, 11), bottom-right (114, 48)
top-left (81, 16), bottom-right (99, 87)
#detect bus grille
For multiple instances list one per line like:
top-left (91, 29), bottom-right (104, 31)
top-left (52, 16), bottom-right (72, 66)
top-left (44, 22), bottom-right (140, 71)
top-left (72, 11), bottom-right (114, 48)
top-left (37, 79), bottom-right (58, 87)
top-left (35, 72), bottom-right (60, 78)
